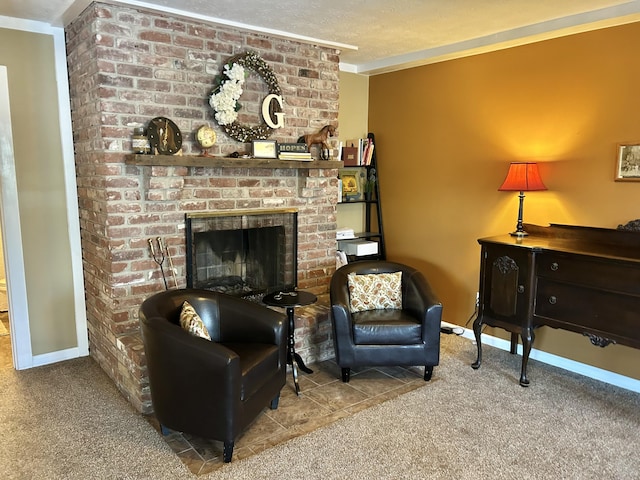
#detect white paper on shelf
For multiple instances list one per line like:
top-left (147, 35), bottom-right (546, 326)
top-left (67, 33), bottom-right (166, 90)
top-left (336, 227), bottom-right (355, 239)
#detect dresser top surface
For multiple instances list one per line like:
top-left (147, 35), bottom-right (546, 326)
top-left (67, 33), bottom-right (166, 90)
top-left (478, 223), bottom-right (640, 263)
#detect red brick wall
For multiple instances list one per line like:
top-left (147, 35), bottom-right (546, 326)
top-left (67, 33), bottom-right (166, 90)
top-left (66, 2), bottom-right (340, 413)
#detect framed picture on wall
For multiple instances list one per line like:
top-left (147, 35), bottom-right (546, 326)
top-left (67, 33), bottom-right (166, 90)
top-left (615, 142), bottom-right (640, 181)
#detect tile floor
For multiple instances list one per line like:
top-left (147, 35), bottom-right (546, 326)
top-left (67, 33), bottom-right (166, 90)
top-left (146, 360), bottom-right (428, 476)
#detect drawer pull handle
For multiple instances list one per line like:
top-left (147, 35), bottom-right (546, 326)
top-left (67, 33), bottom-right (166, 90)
top-left (517, 285), bottom-right (525, 293)
top-left (550, 262), bottom-right (559, 271)
top-left (549, 296), bottom-right (557, 305)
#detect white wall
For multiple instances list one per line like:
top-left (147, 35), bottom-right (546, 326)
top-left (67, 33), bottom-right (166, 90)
top-left (0, 17), bottom-right (88, 367)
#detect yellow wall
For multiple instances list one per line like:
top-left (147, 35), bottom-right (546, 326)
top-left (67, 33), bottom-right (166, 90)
top-left (0, 27), bottom-right (78, 354)
top-left (337, 72), bottom-right (370, 232)
top-left (368, 22), bottom-right (640, 380)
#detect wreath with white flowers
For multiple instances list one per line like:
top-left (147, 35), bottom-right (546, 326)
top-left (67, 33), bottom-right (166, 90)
top-left (209, 51), bottom-right (282, 143)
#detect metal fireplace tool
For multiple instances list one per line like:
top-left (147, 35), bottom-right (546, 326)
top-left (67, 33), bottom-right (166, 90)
top-left (148, 237), bottom-right (178, 289)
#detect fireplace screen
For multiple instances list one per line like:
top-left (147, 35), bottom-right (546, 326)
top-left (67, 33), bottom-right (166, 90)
top-left (185, 209), bottom-right (297, 297)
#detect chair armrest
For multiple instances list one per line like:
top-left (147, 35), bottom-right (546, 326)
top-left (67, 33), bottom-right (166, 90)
top-left (140, 316), bottom-right (241, 420)
top-left (404, 270), bottom-right (443, 343)
top-left (329, 302), bottom-right (359, 366)
top-left (330, 274), bottom-right (356, 351)
top-left (330, 303), bottom-right (354, 340)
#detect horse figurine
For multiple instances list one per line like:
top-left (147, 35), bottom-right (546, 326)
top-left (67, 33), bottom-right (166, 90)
top-left (297, 125), bottom-right (336, 158)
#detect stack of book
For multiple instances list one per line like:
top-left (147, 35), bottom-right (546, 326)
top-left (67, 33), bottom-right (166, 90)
top-left (343, 137), bottom-right (374, 166)
top-left (362, 137), bottom-right (375, 165)
top-left (278, 142), bottom-right (313, 161)
top-left (278, 151), bottom-right (312, 160)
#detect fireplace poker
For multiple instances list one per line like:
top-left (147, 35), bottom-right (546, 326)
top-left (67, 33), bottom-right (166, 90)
top-left (158, 237), bottom-right (178, 289)
top-left (148, 238), bottom-right (168, 289)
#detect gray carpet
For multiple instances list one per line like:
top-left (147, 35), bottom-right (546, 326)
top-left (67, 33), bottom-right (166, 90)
top-left (213, 336), bottom-right (640, 479)
top-left (1, 334), bottom-right (639, 479)
top-left (0, 356), bottom-right (191, 479)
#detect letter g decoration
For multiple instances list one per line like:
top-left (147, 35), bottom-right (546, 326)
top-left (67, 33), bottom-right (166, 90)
top-left (262, 94), bottom-right (285, 129)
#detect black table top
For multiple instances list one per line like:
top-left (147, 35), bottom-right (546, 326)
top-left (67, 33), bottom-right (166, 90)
top-left (262, 290), bottom-right (317, 308)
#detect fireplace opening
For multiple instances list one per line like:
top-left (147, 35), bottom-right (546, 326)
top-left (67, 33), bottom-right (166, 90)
top-left (185, 209), bottom-right (298, 298)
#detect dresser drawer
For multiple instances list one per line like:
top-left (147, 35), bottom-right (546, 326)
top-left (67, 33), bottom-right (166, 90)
top-left (534, 278), bottom-right (640, 346)
top-left (536, 252), bottom-right (640, 295)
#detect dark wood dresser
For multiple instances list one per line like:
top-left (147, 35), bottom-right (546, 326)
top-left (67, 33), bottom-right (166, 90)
top-left (471, 223), bottom-right (640, 386)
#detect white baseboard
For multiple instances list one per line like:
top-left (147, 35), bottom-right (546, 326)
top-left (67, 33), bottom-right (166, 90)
top-left (443, 322), bottom-right (640, 394)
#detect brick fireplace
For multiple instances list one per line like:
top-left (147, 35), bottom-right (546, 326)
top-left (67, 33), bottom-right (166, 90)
top-left (66, 2), bottom-right (341, 413)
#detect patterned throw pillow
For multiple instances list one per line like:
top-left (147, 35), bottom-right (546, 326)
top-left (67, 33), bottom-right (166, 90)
top-left (347, 271), bottom-right (403, 313)
top-left (179, 301), bottom-right (211, 340)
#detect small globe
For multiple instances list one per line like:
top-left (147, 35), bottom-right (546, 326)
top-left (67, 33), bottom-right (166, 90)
top-left (196, 125), bottom-right (217, 153)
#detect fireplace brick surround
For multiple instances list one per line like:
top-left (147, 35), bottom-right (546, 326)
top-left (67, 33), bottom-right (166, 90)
top-left (66, 2), bottom-right (341, 413)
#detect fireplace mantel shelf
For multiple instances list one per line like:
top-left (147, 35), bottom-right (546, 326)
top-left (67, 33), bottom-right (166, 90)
top-left (125, 154), bottom-right (343, 169)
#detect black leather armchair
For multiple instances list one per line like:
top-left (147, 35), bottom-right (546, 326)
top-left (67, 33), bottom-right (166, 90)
top-left (330, 261), bottom-right (443, 382)
top-left (139, 288), bottom-right (287, 463)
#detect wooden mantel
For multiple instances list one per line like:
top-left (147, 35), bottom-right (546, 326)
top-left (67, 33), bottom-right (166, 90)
top-left (125, 154), bottom-right (343, 169)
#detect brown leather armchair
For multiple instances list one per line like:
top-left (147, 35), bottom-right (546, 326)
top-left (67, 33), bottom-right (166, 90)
top-left (330, 261), bottom-right (443, 382)
top-left (139, 288), bottom-right (287, 463)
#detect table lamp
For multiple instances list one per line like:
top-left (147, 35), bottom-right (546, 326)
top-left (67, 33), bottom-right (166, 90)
top-left (498, 162), bottom-right (547, 237)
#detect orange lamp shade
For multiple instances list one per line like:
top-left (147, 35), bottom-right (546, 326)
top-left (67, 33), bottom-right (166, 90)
top-left (498, 162), bottom-right (547, 192)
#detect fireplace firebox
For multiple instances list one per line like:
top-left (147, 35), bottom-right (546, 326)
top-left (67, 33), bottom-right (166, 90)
top-left (185, 209), bottom-right (298, 298)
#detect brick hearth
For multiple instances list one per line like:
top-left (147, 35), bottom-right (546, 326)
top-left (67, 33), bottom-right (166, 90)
top-left (66, 2), bottom-right (341, 413)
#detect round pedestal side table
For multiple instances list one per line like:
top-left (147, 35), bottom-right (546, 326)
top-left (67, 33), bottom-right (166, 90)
top-left (263, 289), bottom-right (317, 395)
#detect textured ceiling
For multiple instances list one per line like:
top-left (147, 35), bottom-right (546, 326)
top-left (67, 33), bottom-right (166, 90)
top-left (3, 0), bottom-right (640, 73)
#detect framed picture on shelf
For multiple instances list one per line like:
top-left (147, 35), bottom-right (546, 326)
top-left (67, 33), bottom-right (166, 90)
top-left (252, 140), bottom-right (278, 159)
top-left (339, 169), bottom-right (364, 201)
top-left (615, 142), bottom-right (640, 181)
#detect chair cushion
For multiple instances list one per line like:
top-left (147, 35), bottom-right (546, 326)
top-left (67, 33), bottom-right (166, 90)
top-left (347, 271), bottom-right (402, 313)
top-left (179, 301), bottom-right (211, 340)
top-left (222, 342), bottom-right (280, 401)
top-left (352, 309), bottom-right (422, 345)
